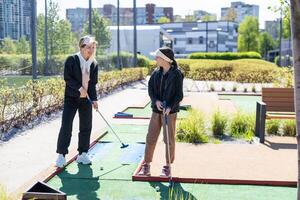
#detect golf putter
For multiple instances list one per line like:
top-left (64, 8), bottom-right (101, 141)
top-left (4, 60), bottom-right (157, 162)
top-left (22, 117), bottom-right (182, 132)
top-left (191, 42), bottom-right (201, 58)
top-left (163, 101), bottom-right (173, 187)
top-left (87, 97), bottom-right (129, 149)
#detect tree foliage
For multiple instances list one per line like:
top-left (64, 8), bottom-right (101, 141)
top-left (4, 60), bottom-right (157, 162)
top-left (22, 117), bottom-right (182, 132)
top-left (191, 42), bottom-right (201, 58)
top-left (238, 16), bottom-right (259, 52)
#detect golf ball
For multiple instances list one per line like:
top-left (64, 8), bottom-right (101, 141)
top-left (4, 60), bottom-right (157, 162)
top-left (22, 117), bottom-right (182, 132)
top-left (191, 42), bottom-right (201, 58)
top-left (155, 186), bottom-right (160, 192)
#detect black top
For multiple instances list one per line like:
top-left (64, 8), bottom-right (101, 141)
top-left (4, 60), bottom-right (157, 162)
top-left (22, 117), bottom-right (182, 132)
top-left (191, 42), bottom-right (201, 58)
top-left (148, 66), bottom-right (184, 114)
top-left (63, 55), bottom-right (98, 101)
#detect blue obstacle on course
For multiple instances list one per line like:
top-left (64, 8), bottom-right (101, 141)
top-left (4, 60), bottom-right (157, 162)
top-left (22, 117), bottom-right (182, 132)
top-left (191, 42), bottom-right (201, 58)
top-left (114, 112), bottom-right (134, 118)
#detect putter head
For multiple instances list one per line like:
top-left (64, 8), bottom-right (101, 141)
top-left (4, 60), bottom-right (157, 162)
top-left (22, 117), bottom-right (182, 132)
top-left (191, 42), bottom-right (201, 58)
top-left (120, 144), bottom-right (129, 149)
top-left (168, 181), bottom-right (173, 188)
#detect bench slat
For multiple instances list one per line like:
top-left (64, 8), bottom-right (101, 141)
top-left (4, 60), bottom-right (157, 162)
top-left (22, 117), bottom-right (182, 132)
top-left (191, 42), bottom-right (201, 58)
top-left (263, 97), bottom-right (294, 103)
top-left (266, 114), bottom-right (295, 119)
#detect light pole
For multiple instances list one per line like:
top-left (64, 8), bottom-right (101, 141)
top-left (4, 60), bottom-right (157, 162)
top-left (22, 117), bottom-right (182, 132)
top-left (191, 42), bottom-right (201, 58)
top-left (89, 0), bottom-right (92, 34)
top-left (133, 0), bottom-right (137, 67)
top-left (278, 8), bottom-right (283, 66)
top-left (44, 0), bottom-right (49, 75)
top-left (31, 0), bottom-right (37, 79)
top-left (117, 0), bottom-right (121, 69)
top-left (216, 28), bottom-right (222, 52)
top-left (206, 21), bottom-right (208, 52)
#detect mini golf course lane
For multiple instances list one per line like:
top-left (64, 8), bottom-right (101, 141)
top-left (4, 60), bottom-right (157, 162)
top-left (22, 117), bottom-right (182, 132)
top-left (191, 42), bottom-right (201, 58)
top-left (114, 103), bottom-right (189, 119)
top-left (45, 125), bottom-right (296, 199)
top-left (219, 94), bottom-right (262, 113)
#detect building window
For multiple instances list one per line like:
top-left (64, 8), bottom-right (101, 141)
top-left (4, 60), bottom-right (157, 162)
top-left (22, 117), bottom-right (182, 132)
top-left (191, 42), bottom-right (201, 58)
top-left (187, 38), bottom-right (193, 44)
top-left (199, 36), bottom-right (203, 44)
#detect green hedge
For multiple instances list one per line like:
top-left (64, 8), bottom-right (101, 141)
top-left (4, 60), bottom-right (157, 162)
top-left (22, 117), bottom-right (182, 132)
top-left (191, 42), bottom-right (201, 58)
top-left (188, 52), bottom-right (262, 60)
top-left (185, 59), bottom-right (279, 83)
top-left (0, 67), bottom-right (147, 134)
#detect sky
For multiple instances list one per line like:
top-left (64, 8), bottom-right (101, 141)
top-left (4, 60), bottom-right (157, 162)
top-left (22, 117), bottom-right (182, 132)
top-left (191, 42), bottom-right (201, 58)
top-left (36, 0), bottom-right (282, 29)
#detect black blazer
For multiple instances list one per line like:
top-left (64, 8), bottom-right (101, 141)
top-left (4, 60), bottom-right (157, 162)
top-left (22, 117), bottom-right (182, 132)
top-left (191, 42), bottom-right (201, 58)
top-left (63, 55), bottom-right (98, 101)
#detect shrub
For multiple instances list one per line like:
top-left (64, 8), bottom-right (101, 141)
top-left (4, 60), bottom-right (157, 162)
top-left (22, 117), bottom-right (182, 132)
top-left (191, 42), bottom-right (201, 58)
top-left (188, 52), bottom-right (261, 60)
top-left (232, 84), bottom-right (237, 92)
top-left (176, 109), bottom-right (208, 143)
top-left (211, 110), bottom-right (227, 137)
top-left (187, 59), bottom-right (278, 83)
top-left (282, 120), bottom-right (296, 137)
top-left (251, 85), bottom-right (256, 93)
top-left (209, 84), bottom-right (215, 92)
top-left (0, 184), bottom-right (14, 200)
top-left (266, 120), bottom-right (281, 135)
top-left (230, 111), bottom-right (255, 141)
top-left (273, 67), bottom-right (294, 88)
top-left (0, 67), bottom-right (148, 133)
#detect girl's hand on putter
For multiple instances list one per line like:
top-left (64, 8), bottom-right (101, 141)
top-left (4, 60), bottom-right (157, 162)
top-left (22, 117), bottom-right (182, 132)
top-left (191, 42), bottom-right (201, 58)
top-left (164, 107), bottom-right (171, 115)
top-left (92, 101), bottom-right (98, 110)
top-left (155, 100), bottom-right (163, 111)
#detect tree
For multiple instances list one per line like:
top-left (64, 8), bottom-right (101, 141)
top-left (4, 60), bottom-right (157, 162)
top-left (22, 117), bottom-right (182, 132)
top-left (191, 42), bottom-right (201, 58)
top-left (0, 38), bottom-right (16, 54)
top-left (237, 16), bottom-right (259, 52)
top-left (52, 19), bottom-right (77, 54)
top-left (84, 10), bottom-right (111, 54)
top-left (16, 37), bottom-right (30, 54)
top-left (184, 15), bottom-right (196, 22)
top-left (37, 14), bottom-right (46, 56)
top-left (289, 0), bottom-right (300, 199)
top-left (36, 1), bottom-right (76, 56)
top-left (259, 32), bottom-right (275, 59)
top-left (47, 0), bottom-right (60, 56)
top-left (283, 10), bottom-right (291, 39)
top-left (157, 16), bottom-right (170, 23)
top-left (201, 14), bottom-right (216, 22)
top-left (223, 8), bottom-right (237, 22)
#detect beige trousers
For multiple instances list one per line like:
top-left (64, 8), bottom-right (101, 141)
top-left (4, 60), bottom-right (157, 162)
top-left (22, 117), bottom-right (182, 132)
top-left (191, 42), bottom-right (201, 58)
top-left (144, 112), bottom-right (177, 164)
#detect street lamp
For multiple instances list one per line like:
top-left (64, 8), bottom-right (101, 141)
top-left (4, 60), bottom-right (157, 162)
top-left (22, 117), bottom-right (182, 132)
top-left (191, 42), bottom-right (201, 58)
top-left (216, 28), bottom-right (222, 52)
top-left (89, 0), bottom-right (92, 34)
top-left (44, 0), bottom-right (48, 75)
top-left (117, 0), bottom-right (121, 69)
top-left (31, 0), bottom-right (37, 79)
top-left (133, 0), bottom-right (137, 67)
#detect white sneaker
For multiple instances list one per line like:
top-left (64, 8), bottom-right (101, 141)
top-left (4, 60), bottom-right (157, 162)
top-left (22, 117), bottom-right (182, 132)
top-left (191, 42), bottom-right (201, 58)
top-left (55, 154), bottom-right (66, 168)
top-left (76, 152), bottom-right (92, 165)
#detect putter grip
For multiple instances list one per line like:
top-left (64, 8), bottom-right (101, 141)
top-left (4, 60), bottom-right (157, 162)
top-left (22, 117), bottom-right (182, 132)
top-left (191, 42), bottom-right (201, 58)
top-left (163, 101), bottom-right (167, 109)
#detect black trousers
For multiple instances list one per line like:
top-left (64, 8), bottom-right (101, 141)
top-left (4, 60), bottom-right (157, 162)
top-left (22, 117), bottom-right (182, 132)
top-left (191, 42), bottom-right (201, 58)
top-left (56, 97), bottom-right (92, 155)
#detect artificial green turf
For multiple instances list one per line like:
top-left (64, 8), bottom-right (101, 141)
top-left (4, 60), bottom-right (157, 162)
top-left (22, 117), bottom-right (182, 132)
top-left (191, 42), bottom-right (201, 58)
top-left (123, 103), bottom-right (189, 119)
top-left (219, 94), bottom-right (262, 113)
top-left (100, 124), bottom-right (148, 143)
top-left (47, 125), bottom-right (296, 200)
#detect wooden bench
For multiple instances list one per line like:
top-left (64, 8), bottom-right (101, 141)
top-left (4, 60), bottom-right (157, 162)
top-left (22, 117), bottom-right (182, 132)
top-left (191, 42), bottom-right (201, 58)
top-left (255, 88), bottom-right (295, 143)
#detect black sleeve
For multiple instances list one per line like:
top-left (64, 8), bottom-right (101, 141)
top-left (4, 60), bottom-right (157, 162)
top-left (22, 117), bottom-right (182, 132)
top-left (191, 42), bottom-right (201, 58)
top-left (89, 63), bottom-right (98, 101)
top-left (148, 72), bottom-right (159, 104)
top-left (64, 56), bottom-right (81, 91)
top-left (168, 71), bottom-right (184, 109)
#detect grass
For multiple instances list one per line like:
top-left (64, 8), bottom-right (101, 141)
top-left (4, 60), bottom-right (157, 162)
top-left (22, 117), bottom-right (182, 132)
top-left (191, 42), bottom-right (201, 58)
top-left (176, 109), bottom-right (208, 143)
top-left (0, 75), bottom-right (61, 88)
top-left (211, 110), bottom-right (227, 137)
top-left (230, 111), bottom-right (255, 141)
top-left (282, 120), bottom-right (296, 137)
top-left (266, 120), bottom-right (281, 135)
top-left (0, 185), bottom-right (14, 200)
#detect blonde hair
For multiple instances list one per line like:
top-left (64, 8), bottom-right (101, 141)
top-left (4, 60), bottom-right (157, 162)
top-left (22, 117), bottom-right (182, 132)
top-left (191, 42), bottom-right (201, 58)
top-left (79, 35), bottom-right (98, 48)
top-left (79, 35), bottom-right (98, 58)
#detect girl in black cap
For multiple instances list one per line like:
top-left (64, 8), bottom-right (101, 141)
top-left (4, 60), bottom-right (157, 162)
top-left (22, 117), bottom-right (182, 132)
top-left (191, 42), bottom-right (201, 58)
top-left (139, 46), bottom-right (184, 177)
